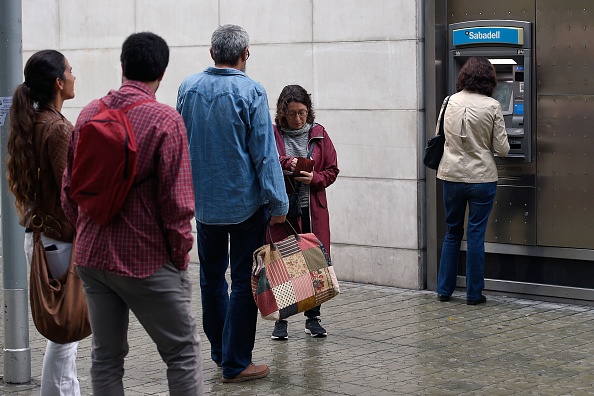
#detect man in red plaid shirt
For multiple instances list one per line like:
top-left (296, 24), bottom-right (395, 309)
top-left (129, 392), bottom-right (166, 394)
top-left (61, 32), bottom-right (204, 396)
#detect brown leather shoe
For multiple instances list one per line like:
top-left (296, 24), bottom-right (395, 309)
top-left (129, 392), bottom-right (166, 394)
top-left (222, 363), bottom-right (270, 383)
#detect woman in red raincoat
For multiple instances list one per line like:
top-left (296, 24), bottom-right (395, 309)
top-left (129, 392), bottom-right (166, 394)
top-left (269, 84), bottom-right (339, 340)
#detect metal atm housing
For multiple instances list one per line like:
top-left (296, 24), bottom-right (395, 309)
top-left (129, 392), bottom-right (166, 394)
top-left (449, 21), bottom-right (532, 162)
top-left (427, 1), bottom-right (594, 303)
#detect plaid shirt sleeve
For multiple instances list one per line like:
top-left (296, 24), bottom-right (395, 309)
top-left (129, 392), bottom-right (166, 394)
top-left (156, 114), bottom-right (195, 267)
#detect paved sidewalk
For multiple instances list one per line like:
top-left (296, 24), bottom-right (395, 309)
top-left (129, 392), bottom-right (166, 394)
top-left (2, 262), bottom-right (594, 395)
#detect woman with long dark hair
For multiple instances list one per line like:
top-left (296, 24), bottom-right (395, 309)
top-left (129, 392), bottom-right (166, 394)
top-left (436, 57), bottom-right (510, 305)
top-left (7, 49), bottom-right (80, 395)
top-left (269, 84), bottom-right (339, 339)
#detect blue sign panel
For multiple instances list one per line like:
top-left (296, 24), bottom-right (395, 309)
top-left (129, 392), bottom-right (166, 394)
top-left (453, 27), bottom-right (524, 47)
top-left (514, 103), bottom-right (524, 115)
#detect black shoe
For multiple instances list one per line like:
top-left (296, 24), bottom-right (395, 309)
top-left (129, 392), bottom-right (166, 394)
top-left (467, 295), bottom-right (487, 305)
top-left (271, 319), bottom-right (288, 340)
top-left (305, 317), bottom-right (327, 337)
top-left (437, 294), bottom-right (450, 302)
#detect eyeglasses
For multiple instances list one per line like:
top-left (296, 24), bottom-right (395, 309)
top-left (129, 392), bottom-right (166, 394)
top-left (246, 49), bottom-right (250, 60)
top-left (286, 110), bottom-right (308, 119)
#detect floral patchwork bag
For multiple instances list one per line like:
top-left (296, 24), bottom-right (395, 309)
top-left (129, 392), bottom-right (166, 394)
top-left (252, 223), bottom-right (340, 321)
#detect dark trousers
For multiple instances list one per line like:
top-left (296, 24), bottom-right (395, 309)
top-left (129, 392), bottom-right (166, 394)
top-left (196, 206), bottom-right (266, 378)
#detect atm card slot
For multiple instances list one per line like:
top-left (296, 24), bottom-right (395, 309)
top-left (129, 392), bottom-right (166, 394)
top-left (495, 152), bottom-right (526, 159)
top-left (506, 128), bottom-right (524, 136)
top-left (509, 141), bottom-right (523, 150)
top-left (497, 176), bottom-right (522, 186)
top-left (503, 153), bottom-right (526, 159)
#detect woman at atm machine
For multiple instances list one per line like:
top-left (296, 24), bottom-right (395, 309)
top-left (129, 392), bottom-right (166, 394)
top-left (435, 56), bottom-right (510, 306)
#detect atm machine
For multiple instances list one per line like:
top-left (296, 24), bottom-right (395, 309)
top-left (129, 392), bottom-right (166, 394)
top-left (449, 20), bottom-right (532, 162)
top-left (447, 20), bottom-right (536, 245)
top-left (429, 3), bottom-right (594, 302)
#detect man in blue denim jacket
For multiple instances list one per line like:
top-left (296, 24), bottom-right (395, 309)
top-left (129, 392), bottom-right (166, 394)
top-left (176, 24), bottom-right (288, 383)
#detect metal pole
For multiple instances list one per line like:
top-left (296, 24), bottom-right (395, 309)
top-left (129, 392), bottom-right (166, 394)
top-left (0, 0), bottom-right (32, 384)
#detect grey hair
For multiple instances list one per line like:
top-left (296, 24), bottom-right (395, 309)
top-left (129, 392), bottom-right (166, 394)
top-left (211, 24), bottom-right (249, 65)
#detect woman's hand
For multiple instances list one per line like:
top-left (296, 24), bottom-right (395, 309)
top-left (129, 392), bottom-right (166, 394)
top-left (295, 171), bottom-right (313, 184)
top-left (282, 157), bottom-right (298, 175)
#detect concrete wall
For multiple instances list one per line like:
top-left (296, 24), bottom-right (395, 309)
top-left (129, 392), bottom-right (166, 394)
top-left (22, 0), bottom-right (426, 289)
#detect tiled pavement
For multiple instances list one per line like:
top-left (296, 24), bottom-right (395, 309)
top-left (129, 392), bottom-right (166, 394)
top-left (2, 262), bottom-right (594, 395)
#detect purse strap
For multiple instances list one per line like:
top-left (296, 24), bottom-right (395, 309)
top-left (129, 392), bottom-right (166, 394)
top-left (437, 96), bottom-right (450, 137)
top-left (31, 116), bottom-right (71, 237)
top-left (305, 137), bottom-right (315, 160)
top-left (287, 175), bottom-right (300, 193)
top-left (267, 221), bottom-right (301, 251)
top-left (31, 119), bottom-right (57, 235)
top-left (31, 167), bottom-right (43, 235)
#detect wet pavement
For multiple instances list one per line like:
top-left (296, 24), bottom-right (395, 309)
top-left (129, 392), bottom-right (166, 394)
top-left (2, 262), bottom-right (594, 395)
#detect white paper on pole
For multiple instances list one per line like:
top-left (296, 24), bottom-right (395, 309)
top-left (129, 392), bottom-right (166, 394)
top-left (0, 97), bottom-right (13, 126)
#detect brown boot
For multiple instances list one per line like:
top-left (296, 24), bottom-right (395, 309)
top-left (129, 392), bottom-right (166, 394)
top-left (222, 363), bottom-right (270, 383)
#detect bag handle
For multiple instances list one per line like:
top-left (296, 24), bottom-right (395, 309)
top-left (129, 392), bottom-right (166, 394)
top-left (287, 175), bottom-right (299, 193)
top-left (267, 221), bottom-right (301, 251)
top-left (305, 137), bottom-right (315, 160)
top-left (31, 118), bottom-right (60, 233)
top-left (437, 96), bottom-right (450, 137)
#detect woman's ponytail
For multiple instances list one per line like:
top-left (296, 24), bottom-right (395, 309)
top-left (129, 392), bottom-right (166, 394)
top-left (7, 82), bottom-right (37, 217)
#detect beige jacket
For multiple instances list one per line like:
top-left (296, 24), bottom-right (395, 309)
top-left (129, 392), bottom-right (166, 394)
top-left (436, 90), bottom-right (509, 183)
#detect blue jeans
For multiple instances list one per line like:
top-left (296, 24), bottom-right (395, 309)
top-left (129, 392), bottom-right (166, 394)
top-left (437, 181), bottom-right (497, 300)
top-left (196, 206), bottom-right (267, 378)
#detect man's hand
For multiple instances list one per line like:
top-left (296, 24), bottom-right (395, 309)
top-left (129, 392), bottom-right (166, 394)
top-left (269, 215), bottom-right (286, 225)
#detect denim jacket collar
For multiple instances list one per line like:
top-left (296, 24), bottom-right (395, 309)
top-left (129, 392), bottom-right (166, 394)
top-left (204, 66), bottom-right (246, 77)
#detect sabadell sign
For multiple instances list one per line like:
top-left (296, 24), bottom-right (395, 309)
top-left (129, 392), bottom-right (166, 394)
top-left (453, 26), bottom-right (524, 47)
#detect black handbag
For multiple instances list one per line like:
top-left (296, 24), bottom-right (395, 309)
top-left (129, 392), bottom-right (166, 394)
top-left (423, 96), bottom-right (450, 170)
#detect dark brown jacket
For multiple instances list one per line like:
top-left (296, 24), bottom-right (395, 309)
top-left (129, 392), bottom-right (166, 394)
top-left (20, 107), bottom-right (74, 242)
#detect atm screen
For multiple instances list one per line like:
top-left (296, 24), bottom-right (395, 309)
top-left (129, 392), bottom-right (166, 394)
top-left (492, 81), bottom-right (514, 115)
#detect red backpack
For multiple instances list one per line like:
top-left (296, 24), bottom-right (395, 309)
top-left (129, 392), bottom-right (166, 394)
top-left (70, 99), bottom-right (152, 226)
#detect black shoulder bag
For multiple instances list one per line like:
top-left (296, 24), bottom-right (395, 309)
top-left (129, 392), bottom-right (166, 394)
top-left (423, 96), bottom-right (450, 170)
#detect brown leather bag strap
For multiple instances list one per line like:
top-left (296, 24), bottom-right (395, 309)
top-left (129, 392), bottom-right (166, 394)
top-left (31, 117), bottom-right (61, 233)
